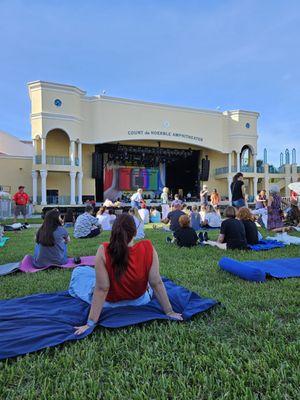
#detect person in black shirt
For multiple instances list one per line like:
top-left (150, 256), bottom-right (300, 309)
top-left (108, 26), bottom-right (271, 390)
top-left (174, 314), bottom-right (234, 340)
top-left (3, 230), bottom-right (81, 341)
top-left (204, 206), bottom-right (247, 250)
top-left (237, 207), bottom-right (259, 245)
top-left (173, 214), bottom-right (198, 248)
top-left (231, 173), bottom-right (246, 209)
top-left (163, 200), bottom-right (185, 232)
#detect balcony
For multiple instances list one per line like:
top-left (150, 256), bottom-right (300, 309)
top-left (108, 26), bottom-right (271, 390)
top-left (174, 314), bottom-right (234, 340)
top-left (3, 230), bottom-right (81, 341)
top-left (257, 166), bottom-right (264, 173)
top-left (268, 166), bottom-right (284, 174)
top-left (35, 156), bottom-right (79, 166)
top-left (240, 166), bottom-right (254, 173)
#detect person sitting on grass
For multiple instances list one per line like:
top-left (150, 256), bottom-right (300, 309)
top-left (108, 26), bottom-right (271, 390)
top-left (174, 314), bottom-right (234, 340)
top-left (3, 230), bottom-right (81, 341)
top-left (96, 207), bottom-right (112, 231)
top-left (138, 203), bottom-right (150, 224)
top-left (236, 207), bottom-right (260, 245)
top-left (129, 207), bottom-right (145, 239)
top-left (166, 214), bottom-right (198, 248)
top-left (73, 214), bottom-right (183, 335)
top-left (33, 209), bottom-right (70, 268)
top-left (204, 206), bottom-right (247, 250)
top-left (190, 205), bottom-right (201, 231)
top-left (162, 200), bottom-right (185, 232)
top-left (150, 206), bottom-right (161, 223)
top-left (199, 205), bottom-right (207, 224)
top-left (108, 209), bottom-right (117, 228)
top-left (202, 205), bottom-right (222, 228)
top-left (74, 205), bottom-right (102, 239)
top-left (285, 200), bottom-right (300, 228)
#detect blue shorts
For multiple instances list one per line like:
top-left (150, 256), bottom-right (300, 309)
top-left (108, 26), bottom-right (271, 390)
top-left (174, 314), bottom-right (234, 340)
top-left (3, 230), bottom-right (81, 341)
top-left (232, 199), bottom-right (245, 208)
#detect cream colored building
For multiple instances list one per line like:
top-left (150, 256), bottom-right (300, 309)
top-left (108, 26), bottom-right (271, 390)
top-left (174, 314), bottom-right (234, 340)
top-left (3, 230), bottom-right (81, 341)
top-left (2, 80), bottom-right (299, 207)
top-left (0, 130), bottom-right (33, 196)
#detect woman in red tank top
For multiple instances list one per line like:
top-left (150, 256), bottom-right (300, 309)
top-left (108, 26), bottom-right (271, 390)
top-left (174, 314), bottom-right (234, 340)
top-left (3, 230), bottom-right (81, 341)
top-left (74, 213), bottom-right (182, 335)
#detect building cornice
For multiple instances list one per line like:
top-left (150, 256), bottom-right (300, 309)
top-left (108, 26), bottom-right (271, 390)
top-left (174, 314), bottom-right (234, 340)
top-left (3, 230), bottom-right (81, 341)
top-left (31, 112), bottom-right (84, 123)
top-left (28, 80), bottom-right (86, 96)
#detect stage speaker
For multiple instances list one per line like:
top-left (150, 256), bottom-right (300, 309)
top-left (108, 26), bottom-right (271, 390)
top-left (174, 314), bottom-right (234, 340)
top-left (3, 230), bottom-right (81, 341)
top-left (200, 157), bottom-right (210, 181)
top-left (92, 152), bottom-right (103, 179)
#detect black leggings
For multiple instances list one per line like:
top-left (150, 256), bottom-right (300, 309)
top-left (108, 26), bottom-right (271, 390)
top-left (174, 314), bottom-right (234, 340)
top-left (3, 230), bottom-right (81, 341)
top-left (80, 227), bottom-right (101, 239)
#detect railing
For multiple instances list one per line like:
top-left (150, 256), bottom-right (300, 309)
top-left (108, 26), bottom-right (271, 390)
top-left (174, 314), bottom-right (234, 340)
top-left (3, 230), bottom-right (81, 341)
top-left (257, 166), bottom-right (264, 173)
top-left (297, 166), bottom-right (300, 173)
top-left (215, 167), bottom-right (228, 175)
top-left (240, 166), bottom-right (254, 173)
top-left (35, 156), bottom-right (80, 166)
top-left (268, 166), bottom-right (283, 174)
top-left (37, 196), bottom-right (72, 205)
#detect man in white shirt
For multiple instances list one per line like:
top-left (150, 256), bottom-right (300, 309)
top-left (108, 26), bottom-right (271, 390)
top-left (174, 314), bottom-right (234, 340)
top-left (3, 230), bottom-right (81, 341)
top-left (130, 188), bottom-right (143, 208)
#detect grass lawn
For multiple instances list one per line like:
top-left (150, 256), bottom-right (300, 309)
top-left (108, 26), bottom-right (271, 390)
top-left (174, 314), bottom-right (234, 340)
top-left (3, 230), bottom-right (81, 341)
top-left (0, 226), bottom-right (299, 399)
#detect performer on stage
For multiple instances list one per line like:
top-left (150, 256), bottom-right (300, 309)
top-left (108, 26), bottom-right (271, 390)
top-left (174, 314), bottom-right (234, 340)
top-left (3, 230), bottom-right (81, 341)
top-left (160, 187), bottom-right (170, 220)
top-left (130, 188), bottom-right (143, 209)
top-left (13, 185), bottom-right (29, 223)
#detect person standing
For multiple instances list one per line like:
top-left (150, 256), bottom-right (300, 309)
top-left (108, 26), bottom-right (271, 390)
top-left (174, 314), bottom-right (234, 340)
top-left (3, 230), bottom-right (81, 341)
top-left (200, 185), bottom-right (209, 206)
top-left (231, 173), bottom-right (246, 209)
top-left (160, 187), bottom-right (170, 220)
top-left (130, 188), bottom-right (143, 209)
top-left (13, 186), bottom-right (30, 223)
top-left (267, 185), bottom-right (285, 232)
top-left (210, 188), bottom-right (220, 209)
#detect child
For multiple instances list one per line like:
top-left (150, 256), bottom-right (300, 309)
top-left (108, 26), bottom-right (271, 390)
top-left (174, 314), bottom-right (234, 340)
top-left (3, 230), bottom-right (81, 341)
top-left (129, 208), bottom-right (145, 239)
top-left (199, 205), bottom-right (207, 224)
top-left (190, 205), bottom-right (201, 231)
top-left (150, 206), bottom-right (161, 223)
top-left (168, 214), bottom-right (198, 248)
top-left (34, 209), bottom-right (70, 268)
top-left (138, 203), bottom-right (150, 224)
top-left (202, 205), bottom-right (222, 228)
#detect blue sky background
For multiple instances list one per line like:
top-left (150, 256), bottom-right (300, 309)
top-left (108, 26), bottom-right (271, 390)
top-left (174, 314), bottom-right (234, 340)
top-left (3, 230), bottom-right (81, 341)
top-left (0, 0), bottom-right (299, 165)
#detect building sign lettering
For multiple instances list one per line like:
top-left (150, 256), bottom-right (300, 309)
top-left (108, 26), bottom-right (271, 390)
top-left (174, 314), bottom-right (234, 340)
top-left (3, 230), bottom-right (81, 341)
top-left (128, 130), bottom-right (203, 143)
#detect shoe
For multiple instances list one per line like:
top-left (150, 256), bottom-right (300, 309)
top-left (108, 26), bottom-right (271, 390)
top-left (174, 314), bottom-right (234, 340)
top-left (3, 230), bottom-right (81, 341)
top-left (198, 232), bottom-right (204, 242)
top-left (166, 236), bottom-right (172, 243)
top-left (203, 232), bottom-right (209, 241)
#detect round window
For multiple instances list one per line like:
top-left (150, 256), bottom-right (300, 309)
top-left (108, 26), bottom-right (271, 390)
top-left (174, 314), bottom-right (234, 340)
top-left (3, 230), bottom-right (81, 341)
top-left (54, 99), bottom-right (62, 107)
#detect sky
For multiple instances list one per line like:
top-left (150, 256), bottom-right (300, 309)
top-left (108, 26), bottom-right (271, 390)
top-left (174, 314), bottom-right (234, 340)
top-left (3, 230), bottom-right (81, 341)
top-left (0, 0), bottom-right (299, 165)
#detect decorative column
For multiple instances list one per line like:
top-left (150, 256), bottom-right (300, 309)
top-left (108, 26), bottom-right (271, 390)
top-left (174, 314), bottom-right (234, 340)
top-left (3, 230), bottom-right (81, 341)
top-left (253, 177), bottom-right (258, 199)
top-left (70, 171), bottom-right (76, 205)
top-left (77, 172), bottom-right (83, 204)
top-left (228, 152), bottom-right (232, 174)
top-left (237, 152), bottom-right (241, 172)
top-left (227, 176), bottom-right (233, 203)
top-left (253, 153), bottom-right (257, 173)
top-left (40, 170), bottom-right (48, 205)
top-left (31, 170), bottom-right (38, 205)
top-left (41, 137), bottom-right (46, 164)
top-left (70, 140), bottom-right (75, 167)
top-left (77, 141), bottom-right (82, 168)
top-left (264, 164), bottom-right (269, 196)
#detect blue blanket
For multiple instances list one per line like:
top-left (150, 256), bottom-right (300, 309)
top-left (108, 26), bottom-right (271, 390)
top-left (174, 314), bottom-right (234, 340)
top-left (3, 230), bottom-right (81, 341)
top-left (219, 257), bottom-right (300, 282)
top-left (249, 239), bottom-right (286, 251)
top-left (0, 277), bottom-right (217, 360)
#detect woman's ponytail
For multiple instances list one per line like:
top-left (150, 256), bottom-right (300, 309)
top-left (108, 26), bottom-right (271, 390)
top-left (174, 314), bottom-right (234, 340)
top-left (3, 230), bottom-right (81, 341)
top-left (107, 213), bottom-right (137, 281)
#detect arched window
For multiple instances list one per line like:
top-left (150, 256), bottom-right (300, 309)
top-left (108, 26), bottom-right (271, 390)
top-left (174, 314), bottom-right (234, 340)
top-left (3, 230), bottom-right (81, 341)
top-left (241, 145), bottom-right (251, 167)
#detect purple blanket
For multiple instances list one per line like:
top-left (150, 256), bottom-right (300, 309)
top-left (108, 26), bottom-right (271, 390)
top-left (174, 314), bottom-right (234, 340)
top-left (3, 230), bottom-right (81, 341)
top-left (19, 255), bottom-right (96, 273)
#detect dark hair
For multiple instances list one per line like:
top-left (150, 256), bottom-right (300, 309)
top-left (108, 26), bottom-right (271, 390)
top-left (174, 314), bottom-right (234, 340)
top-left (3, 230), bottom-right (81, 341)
top-left (107, 214), bottom-right (137, 281)
top-left (108, 209), bottom-right (114, 215)
top-left (85, 204), bottom-right (94, 213)
top-left (224, 206), bottom-right (236, 219)
top-left (36, 209), bottom-right (62, 246)
top-left (233, 172), bottom-right (244, 182)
